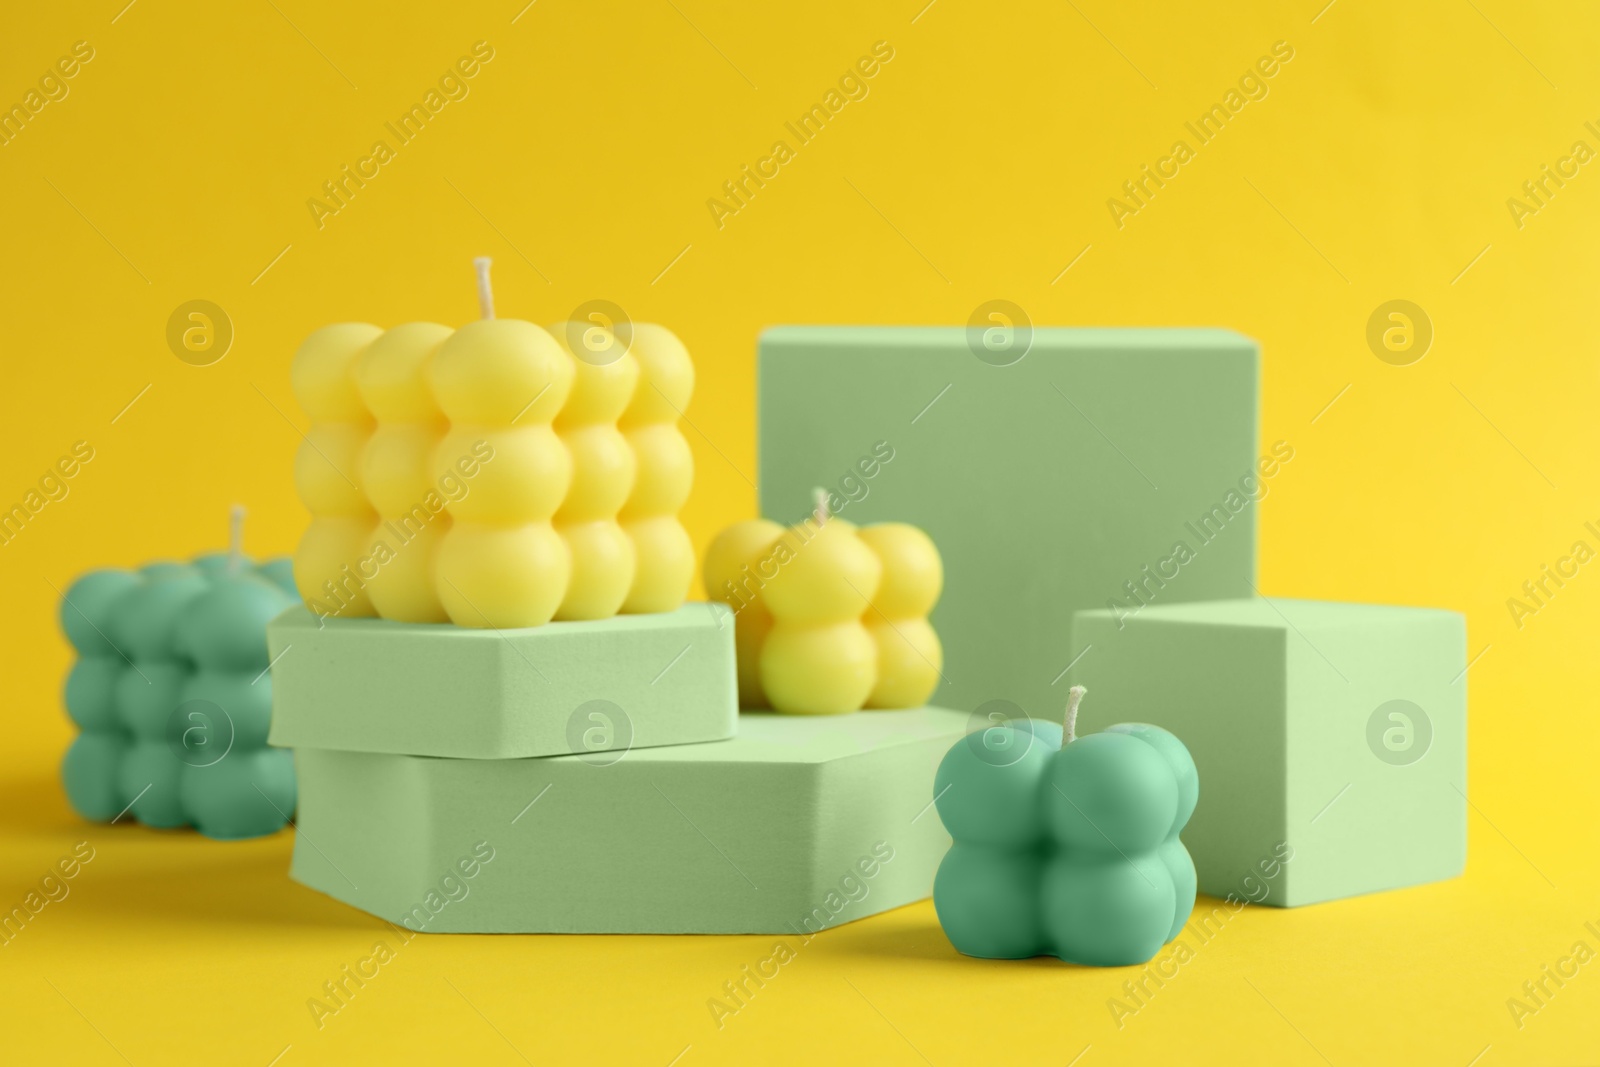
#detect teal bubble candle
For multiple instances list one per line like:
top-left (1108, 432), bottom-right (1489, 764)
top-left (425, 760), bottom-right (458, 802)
top-left (60, 507), bottom-right (299, 840)
top-left (932, 687), bottom-right (1198, 966)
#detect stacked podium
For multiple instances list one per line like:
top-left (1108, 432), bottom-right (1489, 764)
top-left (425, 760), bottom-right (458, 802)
top-left (271, 602), bottom-right (969, 933)
top-left (271, 311), bottom-right (967, 933)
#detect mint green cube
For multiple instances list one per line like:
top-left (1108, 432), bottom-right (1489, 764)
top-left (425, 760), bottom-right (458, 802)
top-left (1070, 598), bottom-right (1466, 906)
top-left (267, 604), bottom-right (736, 759)
top-left (759, 326), bottom-right (1261, 722)
top-left (290, 707), bottom-right (965, 933)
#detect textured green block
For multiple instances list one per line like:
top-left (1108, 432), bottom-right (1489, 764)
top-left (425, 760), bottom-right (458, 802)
top-left (759, 326), bottom-right (1259, 722)
top-left (267, 604), bottom-right (736, 759)
top-left (291, 707), bottom-right (964, 933)
top-left (1070, 598), bottom-right (1466, 906)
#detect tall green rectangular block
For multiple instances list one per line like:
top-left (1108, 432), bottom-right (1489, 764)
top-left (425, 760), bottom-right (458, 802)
top-left (1070, 598), bottom-right (1467, 906)
top-left (291, 707), bottom-right (965, 933)
top-left (759, 326), bottom-right (1260, 721)
top-left (267, 604), bottom-right (736, 759)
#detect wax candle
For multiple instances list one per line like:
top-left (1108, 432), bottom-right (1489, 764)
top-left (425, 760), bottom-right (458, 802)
top-left (288, 260), bottom-right (697, 628)
top-left (549, 319), bottom-right (639, 620)
top-left (430, 260), bottom-right (574, 628)
top-left (932, 688), bottom-right (1198, 966)
top-left (703, 500), bottom-right (943, 713)
top-left (292, 323), bottom-right (382, 617)
top-left (617, 324), bottom-right (695, 614)
top-left (60, 509), bottom-right (299, 840)
top-left (355, 321), bottom-right (454, 622)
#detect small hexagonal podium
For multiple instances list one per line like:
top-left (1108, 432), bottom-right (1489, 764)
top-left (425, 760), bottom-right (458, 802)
top-left (266, 603), bottom-right (737, 759)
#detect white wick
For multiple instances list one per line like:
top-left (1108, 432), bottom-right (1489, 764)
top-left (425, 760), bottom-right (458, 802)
top-left (474, 256), bottom-right (495, 320)
top-left (812, 486), bottom-right (830, 528)
top-left (1064, 685), bottom-right (1087, 745)
top-left (228, 504), bottom-right (246, 575)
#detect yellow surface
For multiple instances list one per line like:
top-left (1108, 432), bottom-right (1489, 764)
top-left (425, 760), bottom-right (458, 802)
top-left (2, 0), bottom-right (1597, 1063)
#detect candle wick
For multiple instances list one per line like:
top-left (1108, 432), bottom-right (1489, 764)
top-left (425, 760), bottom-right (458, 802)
top-left (1064, 685), bottom-right (1087, 745)
top-left (228, 504), bottom-right (246, 576)
top-left (812, 486), bottom-right (830, 528)
top-left (474, 256), bottom-right (495, 320)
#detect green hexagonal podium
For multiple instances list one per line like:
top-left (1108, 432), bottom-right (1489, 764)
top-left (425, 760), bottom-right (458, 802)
top-left (291, 707), bottom-right (965, 933)
top-left (267, 604), bottom-right (737, 759)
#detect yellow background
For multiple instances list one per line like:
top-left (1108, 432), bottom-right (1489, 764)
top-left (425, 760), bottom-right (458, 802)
top-left (2, 0), bottom-right (1597, 1062)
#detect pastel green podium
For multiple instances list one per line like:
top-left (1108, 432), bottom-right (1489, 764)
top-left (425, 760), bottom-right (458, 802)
top-left (758, 326), bottom-right (1260, 721)
top-left (291, 708), bottom-right (964, 933)
top-left (267, 604), bottom-right (737, 759)
top-left (1070, 598), bottom-right (1466, 906)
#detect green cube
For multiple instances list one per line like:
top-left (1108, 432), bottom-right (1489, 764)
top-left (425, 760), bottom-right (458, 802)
top-left (267, 604), bottom-right (737, 759)
top-left (759, 326), bottom-right (1260, 721)
top-left (1070, 598), bottom-right (1466, 906)
top-left (290, 707), bottom-right (964, 933)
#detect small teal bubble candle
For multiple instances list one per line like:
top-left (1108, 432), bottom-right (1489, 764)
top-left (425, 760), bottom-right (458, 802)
top-left (59, 506), bottom-right (299, 840)
top-left (932, 687), bottom-right (1198, 967)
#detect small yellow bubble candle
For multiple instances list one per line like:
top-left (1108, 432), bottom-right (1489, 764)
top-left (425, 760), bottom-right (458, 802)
top-left (704, 495), bottom-right (944, 714)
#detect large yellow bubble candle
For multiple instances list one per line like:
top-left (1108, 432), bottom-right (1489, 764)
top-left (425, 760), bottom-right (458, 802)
top-left (288, 259), bottom-right (697, 629)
